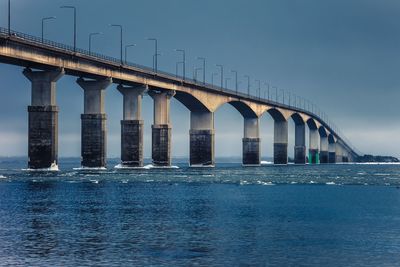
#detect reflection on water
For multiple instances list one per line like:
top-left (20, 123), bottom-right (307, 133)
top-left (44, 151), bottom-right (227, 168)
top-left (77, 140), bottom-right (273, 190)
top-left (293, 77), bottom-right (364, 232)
top-left (0, 161), bottom-right (400, 266)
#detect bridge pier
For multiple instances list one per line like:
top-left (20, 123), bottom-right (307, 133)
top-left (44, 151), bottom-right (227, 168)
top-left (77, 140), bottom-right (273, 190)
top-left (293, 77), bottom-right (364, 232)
top-left (117, 84), bottom-right (147, 168)
top-left (309, 129), bottom-right (319, 164)
top-left (23, 68), bottom-right (64, 170)
top-left (274, 120), bottom-right (288, 164)
top-left (77, 77), bottom-right (112, 168)
top-left (320, 136), bottom-right (329, 163)
top-left (335, 143), bottom-right (343, 163)
top-left (294, 123), bottom-right (306, 164)
top-left (190, 111), bottom-right (215, 167)
top-left (243, 117), bottom-right (260, 166)
top-left (328, 142), bottom-right (336, 163)
top-left (149, 90), bottom-right (175, 167)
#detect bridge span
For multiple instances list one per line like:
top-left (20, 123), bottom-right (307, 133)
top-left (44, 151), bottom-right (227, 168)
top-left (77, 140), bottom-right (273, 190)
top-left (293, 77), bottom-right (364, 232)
top-left (0, 28), bottom-right (358, 169)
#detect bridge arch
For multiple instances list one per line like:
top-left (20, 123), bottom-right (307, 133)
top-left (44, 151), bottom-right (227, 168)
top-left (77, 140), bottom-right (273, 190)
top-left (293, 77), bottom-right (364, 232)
top-left (173, 90), bottom-right (211, 112)
top-left (318, 126), bottom-right (328, 138)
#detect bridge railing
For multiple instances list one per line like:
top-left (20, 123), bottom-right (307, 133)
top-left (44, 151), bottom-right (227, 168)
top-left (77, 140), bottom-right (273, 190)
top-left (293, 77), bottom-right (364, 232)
top-left (0, 27), bottom-right (360, 156)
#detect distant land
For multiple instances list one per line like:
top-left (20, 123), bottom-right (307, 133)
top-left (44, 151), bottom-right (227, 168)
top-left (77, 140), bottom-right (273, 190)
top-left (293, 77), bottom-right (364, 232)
top-left (357, 154), bottom-right (399, 163)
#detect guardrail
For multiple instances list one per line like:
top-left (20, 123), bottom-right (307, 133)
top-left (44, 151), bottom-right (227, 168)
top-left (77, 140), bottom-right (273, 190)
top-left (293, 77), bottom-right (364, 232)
top-left (0, 27), bottom-right (360, 156)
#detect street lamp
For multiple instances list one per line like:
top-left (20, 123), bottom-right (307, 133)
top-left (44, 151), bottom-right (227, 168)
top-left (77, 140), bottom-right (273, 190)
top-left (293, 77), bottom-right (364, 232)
top-left (110, 24), bottom-right (123, 64)
top-left (41, 16), bottom-right (56, 42)
top-left (194, 67), bottom-right (202, 82)
top-left (125, 44), bottom-right (136, 64)
top-left (8, 0), bottom-right (10, 35)
top-left (197, 57), bottom-right (206, 84)
top-left (176, 62), bottom-right (183, 77)
top-left (231, 70), bottom-right (238, 93)
top-left (255, 80), bottom-right (261, 99)
top-left (211, 73), bottom-right (218, 85)
top-left (175, 49), bottom-right (185, 79)
top-left (244, 75), bottom-right (250, 95)
top-left (216, 64), bottom-right (223, 88)
top-left (88, 32), bottom-right (102, 54)
top-left (264, 82), bottom-right (270, 100)
top-left (60, 6), bottom-right (77, 52)
top-left (272, 86), bottom-right (278, 102)
top-left (225, 78), bottom-right (230, 89)
top-left (147, 38), bottom-right (158, 72)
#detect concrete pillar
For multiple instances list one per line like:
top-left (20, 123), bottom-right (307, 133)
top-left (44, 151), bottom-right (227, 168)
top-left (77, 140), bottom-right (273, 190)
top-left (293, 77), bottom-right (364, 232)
top-left (243, 117), bottom-right (260, 166)
top-left (190, 111), bottom-right (215, 167)
top-left (309, 129), bottom-right (319, 164)
top-left (117, 84), bottom-right (147, 167)
top-left (328, 142), bottom-right (336, 163)
top-left (274, 120), bottom-right (288, 164)
top-left (343, 150), bottom-right (349, 162)
top-left (149, 90), bottom-right (175, 167)
top-left (294, 123), bottom-right (306, 164)
top-left (23, 68), bottom-right (64, 169)
top-left (320, 136), bottom-right (329, 163)
top-left (335, 143), bottom-right (343, 163)
top-left (77, 77), bottom-right (112, 168)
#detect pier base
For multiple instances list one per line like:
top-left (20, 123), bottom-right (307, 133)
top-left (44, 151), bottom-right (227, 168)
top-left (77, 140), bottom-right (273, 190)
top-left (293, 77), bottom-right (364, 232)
top-left (294, 145), bottom-right (306, 164)
top-left (309, 149), bottom-right (319, 164)
top-left (121, 120), bottom-right (144, 167)
top-left (152, 124), bottom-right (171, 167)
top-left (243, 138), bottom-right (260, 166)
top-left (28, 106), bottom-right (58, 169)
top-left (320, 151), bottom-right (329, 164)
top-left (274, 143), bottom-right (288, 164)
top-left (329, 152), bottom-right (336, 163)
top-left (190, 129), bottom-right (215, 167)
top-left (81, 114), bottom-right (107, 168)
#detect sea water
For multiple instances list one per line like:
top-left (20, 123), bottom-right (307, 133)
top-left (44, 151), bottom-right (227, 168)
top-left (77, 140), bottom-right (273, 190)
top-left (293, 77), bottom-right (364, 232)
top-left (0, 158), bottom-right (399, 266)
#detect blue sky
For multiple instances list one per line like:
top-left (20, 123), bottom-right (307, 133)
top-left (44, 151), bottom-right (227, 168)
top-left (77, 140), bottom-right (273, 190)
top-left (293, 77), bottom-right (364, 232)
top-left (0, 0), bottom-right (399, 158)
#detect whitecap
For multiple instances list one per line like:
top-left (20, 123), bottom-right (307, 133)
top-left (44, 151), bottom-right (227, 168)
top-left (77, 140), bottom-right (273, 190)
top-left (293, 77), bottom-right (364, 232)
top-left (326, 182), bottom-right (336, 185)
top-left (73, 166), bottom-right (107, 171)
top-left (114, 164), bottom-right (151, 170)
top-left (260, 161), bottom-right (273, 165)
top-left (90, 179), bottom-right (99, 184)
top-left (0, 175), bottom-right (7, 179)
top-left (240, 180), bottom-right (250, 185)
top-left (257, 181), bottom-right (275, 186)
top-left (22, 162), bottom-right (59, 172)
top-left (144, 164), bottom-right (179, 169)
top-left (309, 181), bottom-right (316, 184)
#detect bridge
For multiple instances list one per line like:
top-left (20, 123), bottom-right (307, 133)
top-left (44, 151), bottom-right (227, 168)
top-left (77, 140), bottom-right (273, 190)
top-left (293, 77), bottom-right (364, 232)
top-left (0, 27), bottom-right (359, 169)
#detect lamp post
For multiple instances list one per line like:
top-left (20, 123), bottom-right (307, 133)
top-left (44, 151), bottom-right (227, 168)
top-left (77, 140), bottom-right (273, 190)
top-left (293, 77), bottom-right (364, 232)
top-left (60, 6), bottom-right (76, 52)
top-left (197, 57), bottom-right (206, 84)
top-left (256, 80), bottom-right (261, 98)
top-left (211, 73), bottom-right (218, 85)
top-left (194, 67), bottom-right (202, 82)
top-left (124, 44), bottom-right (136, 64)
top-left (147, 38), bottom-right (158, 72)
top-left (175, 62), bottom-right (182, 77)
top-left (272, 86), bottom-right (278, 102)
top-left (41, 16), bottom-right (56, 42)
top-left (216, 64), bottom-right (223, 88)
top-left (88, 32), bottom-right (102, 54)
top-left (264, 82), bottom-right (270, 100)
top-left (175, 49), bottom-right (185, 79)
top-left (8, 0), bottom-right (10, 35)
top-left (225, 78), bottom-right (230, 89)
top-left (231, 70), bottom-right (238, 93)
top-left (110, 24), bottom-right (123, 64)
top-left (244, 75), bottom-right (250, 95)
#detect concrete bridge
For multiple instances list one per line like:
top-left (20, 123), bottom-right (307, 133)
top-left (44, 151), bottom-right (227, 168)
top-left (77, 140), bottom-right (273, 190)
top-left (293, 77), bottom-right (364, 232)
top-left (0, 28), bottom-right (359, 169)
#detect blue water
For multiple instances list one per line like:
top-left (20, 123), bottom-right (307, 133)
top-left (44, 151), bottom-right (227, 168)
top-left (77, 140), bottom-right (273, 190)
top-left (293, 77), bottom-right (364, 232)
top-left (0, 159), bottom-right (400, 266)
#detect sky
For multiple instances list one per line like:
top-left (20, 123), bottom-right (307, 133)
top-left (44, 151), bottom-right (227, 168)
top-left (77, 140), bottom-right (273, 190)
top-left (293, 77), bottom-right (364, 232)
top-left (0, 0), bottom-right (399, 159)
